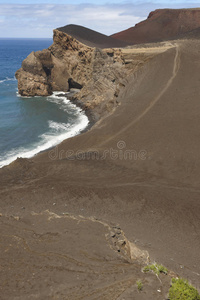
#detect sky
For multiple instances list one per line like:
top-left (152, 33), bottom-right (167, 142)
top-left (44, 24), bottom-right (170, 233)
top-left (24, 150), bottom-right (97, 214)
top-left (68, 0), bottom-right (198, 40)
top-left (0, 1), bottom-right (200, 38)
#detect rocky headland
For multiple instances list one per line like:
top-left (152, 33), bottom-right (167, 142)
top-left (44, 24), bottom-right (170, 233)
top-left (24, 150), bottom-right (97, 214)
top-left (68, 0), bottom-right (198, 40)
top-left (16, 30), bottom-right (129, 120)
top-left (15, 28), bottom-right (172, 121)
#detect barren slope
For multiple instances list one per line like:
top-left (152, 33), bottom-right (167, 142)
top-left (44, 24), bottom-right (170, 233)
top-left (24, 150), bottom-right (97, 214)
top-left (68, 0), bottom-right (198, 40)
top-left (111, 8), bottom-right (200, 44)
top-left (1, 39), bottom-right (200, 298)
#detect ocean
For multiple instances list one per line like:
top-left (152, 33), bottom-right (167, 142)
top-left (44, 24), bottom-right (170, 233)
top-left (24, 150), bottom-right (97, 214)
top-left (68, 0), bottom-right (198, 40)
top-left (0, 38), bottom-right (89, 168)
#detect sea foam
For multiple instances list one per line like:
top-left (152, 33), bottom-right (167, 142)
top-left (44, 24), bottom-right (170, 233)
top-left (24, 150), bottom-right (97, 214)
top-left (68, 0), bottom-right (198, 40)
top-left (0, 92), bottom-right (89, 168)
top-left (0, 77), bottom-right (16, 84)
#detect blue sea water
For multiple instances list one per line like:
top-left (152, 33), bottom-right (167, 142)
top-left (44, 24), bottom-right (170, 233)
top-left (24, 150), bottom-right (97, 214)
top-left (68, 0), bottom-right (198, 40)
top-left (0, 39), bottom-right (89, 167)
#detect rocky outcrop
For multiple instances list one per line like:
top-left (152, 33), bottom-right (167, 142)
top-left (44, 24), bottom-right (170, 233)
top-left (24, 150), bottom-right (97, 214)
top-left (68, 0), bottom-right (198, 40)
top-left (16, 29), bottom-right (130, 119)
top-left (16, 49), bottom-right (54, 96)
top-left (16, 27), bottom-right (169, 120)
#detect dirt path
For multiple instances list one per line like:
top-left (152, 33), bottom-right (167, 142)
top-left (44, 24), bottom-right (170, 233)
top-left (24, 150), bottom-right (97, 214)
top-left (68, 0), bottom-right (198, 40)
top-left (100, 45), bottom-right (180, 147)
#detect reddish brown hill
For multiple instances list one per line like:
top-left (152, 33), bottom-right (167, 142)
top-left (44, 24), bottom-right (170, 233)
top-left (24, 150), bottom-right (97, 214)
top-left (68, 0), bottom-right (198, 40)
top-left (57, 24), bottom-right (128, 48)
top-left (178, 26), bottom-right (200, 39)
top-left (111, 8), bottom-right (200, 44)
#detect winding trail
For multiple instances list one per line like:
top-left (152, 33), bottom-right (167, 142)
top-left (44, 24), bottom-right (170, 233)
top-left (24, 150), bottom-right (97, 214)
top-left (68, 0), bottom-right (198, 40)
top-left (100, 45), bottom-right (180, 147)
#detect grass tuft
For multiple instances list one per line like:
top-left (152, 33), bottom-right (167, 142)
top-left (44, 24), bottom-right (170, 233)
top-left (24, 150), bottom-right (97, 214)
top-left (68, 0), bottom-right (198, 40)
top-left (143, 263), bottom-right (168, 275)
top-left (136, 280), bottom-right (143, 291)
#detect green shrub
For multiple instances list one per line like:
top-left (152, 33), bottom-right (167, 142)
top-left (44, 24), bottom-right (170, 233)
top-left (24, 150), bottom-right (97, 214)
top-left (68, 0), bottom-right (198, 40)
top-left (136, 280), bottom-right (143, 291)
top-left (169, 278), bottom-right (200, 300)
top-left (143, 263), bottom-right (168, 275)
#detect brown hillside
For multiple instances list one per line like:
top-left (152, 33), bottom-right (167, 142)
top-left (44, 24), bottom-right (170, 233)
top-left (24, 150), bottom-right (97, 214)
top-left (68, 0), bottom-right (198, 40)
top-left (111, 8), bottom-right (200, 44)
top-left (178, 26), bottom-right (200, 39)
top-left (57, 24), bottom-right (128, 48)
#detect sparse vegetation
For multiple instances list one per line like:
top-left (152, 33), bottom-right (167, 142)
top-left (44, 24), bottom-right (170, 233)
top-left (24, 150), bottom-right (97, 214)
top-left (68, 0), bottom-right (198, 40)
top-left (143, 263), bottom-right (168, 275)
top-left (168, 278), bottom-right (200, 300)
top-left (136, 280), bottom-right (143, 291)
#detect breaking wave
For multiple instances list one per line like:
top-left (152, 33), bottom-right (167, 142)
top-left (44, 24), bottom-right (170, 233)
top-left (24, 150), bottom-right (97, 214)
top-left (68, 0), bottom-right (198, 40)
top-left (0, 92), bottom-right (89, 168)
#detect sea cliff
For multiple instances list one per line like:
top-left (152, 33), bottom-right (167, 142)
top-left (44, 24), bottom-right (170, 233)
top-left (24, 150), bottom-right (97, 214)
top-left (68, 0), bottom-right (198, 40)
top-left (16, 29), bottom-right (130, 120)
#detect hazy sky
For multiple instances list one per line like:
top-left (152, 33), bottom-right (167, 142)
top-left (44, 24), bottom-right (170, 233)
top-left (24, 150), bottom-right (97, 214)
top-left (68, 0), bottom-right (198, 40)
top-left (0, 0), bottom-right (199, 38)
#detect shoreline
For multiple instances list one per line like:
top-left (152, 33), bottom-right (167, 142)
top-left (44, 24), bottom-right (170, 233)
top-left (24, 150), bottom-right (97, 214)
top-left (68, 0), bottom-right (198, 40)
top-left (0, 89), bottom-right (94, 169)
top-left (37, 89), bottom-right (98, 157)
top-left (59, 88), bottom-right (98, 130)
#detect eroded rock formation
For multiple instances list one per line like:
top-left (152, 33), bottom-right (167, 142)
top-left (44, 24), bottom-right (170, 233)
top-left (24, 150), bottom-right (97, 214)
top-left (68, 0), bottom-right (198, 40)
top-left (16, 25), bottom-right (174, 120)
top-left (16, 29), bottom-right (130, 119)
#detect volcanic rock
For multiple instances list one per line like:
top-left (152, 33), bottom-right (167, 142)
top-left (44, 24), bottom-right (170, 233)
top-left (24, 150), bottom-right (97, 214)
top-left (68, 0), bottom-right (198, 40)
top-left (15, 29), bottom-right (130, 119)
